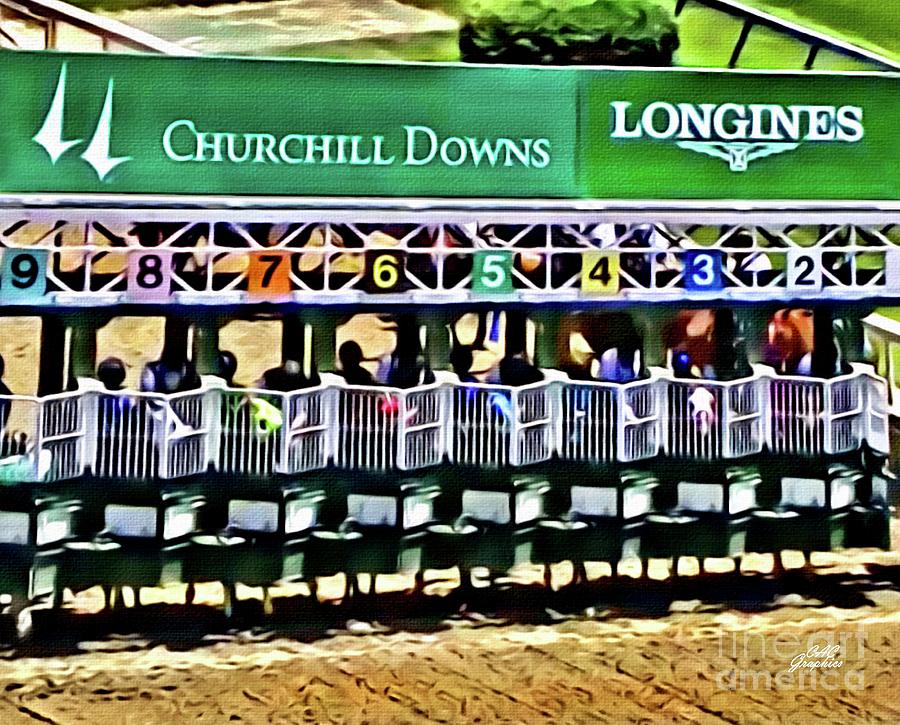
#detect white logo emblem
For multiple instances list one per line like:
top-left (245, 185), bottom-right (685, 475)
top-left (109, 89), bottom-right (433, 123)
top-left (33, 64), bottom-right (132, 181)
top-left (675, 141), bottom-right (800, 172)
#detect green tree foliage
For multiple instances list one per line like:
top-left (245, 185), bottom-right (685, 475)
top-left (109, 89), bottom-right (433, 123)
top-left (459, 0), bottom-right (679, 66)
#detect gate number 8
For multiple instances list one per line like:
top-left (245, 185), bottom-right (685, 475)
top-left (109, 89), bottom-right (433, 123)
top-left (137, 255), bottom-right (164, 289)
top-left (128, 251), bottom-right (173, 301)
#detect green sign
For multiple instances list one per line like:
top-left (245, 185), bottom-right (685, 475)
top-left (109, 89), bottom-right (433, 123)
top-left (581, 70), bottom-right (899, 201)
top-left (1, 49), bottom-right (899, 202)
top-left (0, 50), bottom-right (577, 198)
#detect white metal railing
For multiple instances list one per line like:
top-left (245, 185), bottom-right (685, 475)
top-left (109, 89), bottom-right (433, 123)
top-left (674, 0), bottom-right (900, 71)
top-left (767, 363), bottom-right (886, 456)
top-left (213, 380), bottom-right (331, 476)
top-left (662, 366), bottom-right (767, 460)
top-left (80, 378), bottom-right (212, 479)
top-left (333, 373), bottom-right (448, 471)
top-left (1, 0), bottom-right (196, 54)
top-left (449, 375), bottom-right (556, 467)
top-left (0, 362), bottom-right (889, 484)
top-left (0, 389), bottom-right (85, 482)
top-left (557, 374), bottom-right (661, 463)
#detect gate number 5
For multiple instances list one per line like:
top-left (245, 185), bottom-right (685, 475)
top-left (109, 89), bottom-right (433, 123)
top-left (473, 251), bottom-right (513, 294)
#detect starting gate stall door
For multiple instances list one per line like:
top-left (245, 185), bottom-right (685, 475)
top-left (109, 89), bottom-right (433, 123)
top-left (450, 378), bottom-right (555, 468)
top-left (84, 379), bottom-right (212, 480)
top-left (767, 364), bottom-right (872, 456)
top-left (662, 367), bottom-right (767, 460)
top-left (284, 385), bottom-right (332, 471)
top-left (826, 372), bottom-right (867, 454)
top-left (215, 382), bottom-right (331, 476)
top-left (0, 391), bottom-right (86, 483)
top-left (557, 375), bottom-right (661, 463)
top-left (0, 314), bottom-right (85, 483)
top-left (333, 379), bottom-right (447, 471)
top-left (864, 371), bottom-right (891, 454)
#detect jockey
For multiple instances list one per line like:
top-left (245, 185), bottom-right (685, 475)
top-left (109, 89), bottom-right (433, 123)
top-left (338, 341), bottom-right (376, 386)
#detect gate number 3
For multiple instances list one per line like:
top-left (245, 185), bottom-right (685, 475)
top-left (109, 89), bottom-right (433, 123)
top-left (684, 251), bottom-right (723, 291)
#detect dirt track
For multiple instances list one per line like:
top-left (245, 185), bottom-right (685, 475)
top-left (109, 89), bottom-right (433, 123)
top-left (2, 539), bottom-right (900, 724)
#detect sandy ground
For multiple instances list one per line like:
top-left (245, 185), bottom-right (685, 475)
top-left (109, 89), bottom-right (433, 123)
top-left (2, 317), bottom-right (900, 721)
top-left (105, 0), bottom-right (459, 57)
top-left (0, 535), bottom-right (898, 724)
top-left (0, 0), bottom-right (459, 59)
top-left (0, 312), bottom-right (504, 394)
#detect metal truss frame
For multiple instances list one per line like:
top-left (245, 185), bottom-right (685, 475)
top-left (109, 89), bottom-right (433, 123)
top-left (2, 206), bottom-right (900, 305)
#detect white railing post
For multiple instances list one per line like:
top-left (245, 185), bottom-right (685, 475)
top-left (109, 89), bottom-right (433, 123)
top-left (439, 380), bottom-right (450, 467)
top-left (444, 383), bottom-right (453, 464)
top-left (32, 397), bottom-right (45, 481)
top-left (761, 368), bottom-right (772, 454)
top-left (77, 378), bottom-right (100, 477)
top-left (616, 383), bottom-right (628, 462)
top-left (157, 393), bottom-right (171, 479)
top-left (823, 379), bottom-right (834, 455)
top-left (552, 380), bottom-right (562, 458)
top-left (661, 373), bottom-right (672, 457)
top-left (203, 376), bottom-right (224, 474)
top-left (278, 391), bottom-right (291, 474)
top-left (722, 381), bottom-right (733, 459)
top-left (544, 378), bottom-right (562, 459)
top-left (326, 383), bottom-right (338, 468)
top-left (510, 388), bottom-right (521, 467)
top-left (397, 388), bottom-right (409, 471)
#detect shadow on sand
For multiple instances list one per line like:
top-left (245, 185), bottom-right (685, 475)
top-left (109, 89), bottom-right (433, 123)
top-left (3, 562), bottom-right (899, 659)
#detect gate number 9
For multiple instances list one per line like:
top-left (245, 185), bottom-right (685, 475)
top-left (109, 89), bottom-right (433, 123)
top-left (1, 249), bottom-right (48, 303)
top-left (10, 253), bottom-right (39, 289)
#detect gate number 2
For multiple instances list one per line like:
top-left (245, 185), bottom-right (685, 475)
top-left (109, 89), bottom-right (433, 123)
top-left (787, 250), bottom-right (822, 290)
